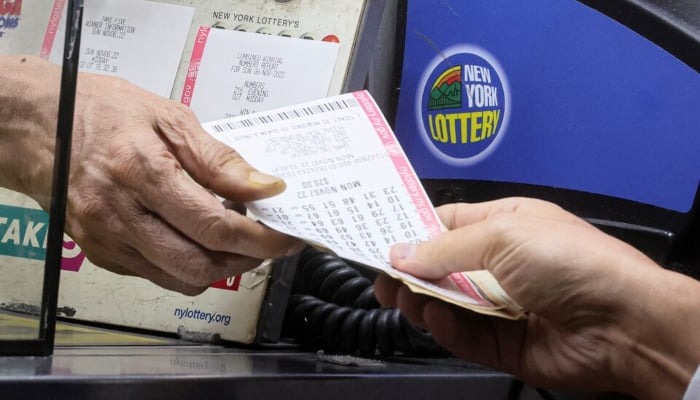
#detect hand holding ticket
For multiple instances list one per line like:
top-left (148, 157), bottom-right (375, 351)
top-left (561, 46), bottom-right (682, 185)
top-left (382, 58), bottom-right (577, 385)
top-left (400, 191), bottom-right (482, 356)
top-left (202, 91), bottom-right (525, 319)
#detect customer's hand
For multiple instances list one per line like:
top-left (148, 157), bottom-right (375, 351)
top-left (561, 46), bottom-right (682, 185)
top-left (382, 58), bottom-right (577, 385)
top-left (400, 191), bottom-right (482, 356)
top-left (0, 55), bottom-right (302, 295)
top-left (375, 197), bottom-right (700, 399)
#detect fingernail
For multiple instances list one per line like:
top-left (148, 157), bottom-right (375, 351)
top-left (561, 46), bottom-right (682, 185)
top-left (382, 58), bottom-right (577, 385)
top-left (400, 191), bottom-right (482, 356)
top-left (249, 171), bottom-right (283, 186)
top-left (393, 243), bottom-right (416, 261)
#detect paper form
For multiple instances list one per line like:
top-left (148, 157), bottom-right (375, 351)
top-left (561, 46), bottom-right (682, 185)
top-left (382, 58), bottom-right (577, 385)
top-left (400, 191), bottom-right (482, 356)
top-left (182, 26), bottom-right (339, 122)
top-left (46, 0), bottom-right (194, 98)
top-left (202, 91), bottom-right (525, 319)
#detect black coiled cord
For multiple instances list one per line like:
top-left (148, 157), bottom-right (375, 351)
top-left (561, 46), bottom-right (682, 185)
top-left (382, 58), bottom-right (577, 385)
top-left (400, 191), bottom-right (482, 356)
top-left (283, 246), bottom-right (448, 357)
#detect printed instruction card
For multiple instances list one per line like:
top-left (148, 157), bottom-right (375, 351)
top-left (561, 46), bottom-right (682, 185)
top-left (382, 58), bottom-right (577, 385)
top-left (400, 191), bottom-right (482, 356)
top-left (182, 26), bottom-right (340, 122)
top-left (45, 0), bottom-right (194, 98)
top-left (202, 91), bottom-right (524, 319)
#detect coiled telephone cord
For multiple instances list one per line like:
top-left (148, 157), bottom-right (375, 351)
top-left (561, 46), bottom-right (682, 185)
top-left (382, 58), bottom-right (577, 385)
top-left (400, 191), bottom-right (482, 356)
top-left (283, 246), bottom-right (447, 357)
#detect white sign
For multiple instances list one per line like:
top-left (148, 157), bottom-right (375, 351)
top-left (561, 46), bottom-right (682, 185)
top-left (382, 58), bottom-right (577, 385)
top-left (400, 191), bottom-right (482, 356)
top-left (182, 26), bottom-right (339, 122)
top-left (47, 0), bottom-right (194, 98)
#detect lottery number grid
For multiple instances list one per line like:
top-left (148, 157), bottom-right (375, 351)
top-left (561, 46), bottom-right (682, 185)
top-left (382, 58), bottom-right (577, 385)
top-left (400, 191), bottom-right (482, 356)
top-left (262, 183), bottom-right (426, 268)
top-left (206, 93), bottom-right (434, 270)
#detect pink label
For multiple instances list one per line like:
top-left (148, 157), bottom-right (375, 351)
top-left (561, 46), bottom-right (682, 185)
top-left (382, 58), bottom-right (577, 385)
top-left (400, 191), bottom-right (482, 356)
top-left (210, 275), bottom-right (242, 291)
top-left (40, 0), bottom-right (67, 60)
top-left (180, 26), bottom-right (210, 106)
top-left (352, 91), bottom-right (443, 238)
top-left (61, 240), bottom-right (86, 272)
top-left (448, 273), bottom-right (491, 306)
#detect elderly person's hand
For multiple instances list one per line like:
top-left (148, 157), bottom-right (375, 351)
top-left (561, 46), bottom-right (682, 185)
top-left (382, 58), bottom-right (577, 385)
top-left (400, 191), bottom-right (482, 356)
top-left (0, 55), bottom-right (302, 295)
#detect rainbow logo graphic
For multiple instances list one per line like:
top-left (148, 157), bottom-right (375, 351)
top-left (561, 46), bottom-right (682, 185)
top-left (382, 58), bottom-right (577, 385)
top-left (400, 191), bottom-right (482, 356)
top-left (428, 66), bottom-right (463, 111)
top-left (416, 46), bottom-right (511, 166)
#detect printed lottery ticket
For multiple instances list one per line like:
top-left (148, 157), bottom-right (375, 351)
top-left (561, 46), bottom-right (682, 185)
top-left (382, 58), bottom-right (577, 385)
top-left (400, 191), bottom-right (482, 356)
top-left (202, 91), bottom-right (525, 319)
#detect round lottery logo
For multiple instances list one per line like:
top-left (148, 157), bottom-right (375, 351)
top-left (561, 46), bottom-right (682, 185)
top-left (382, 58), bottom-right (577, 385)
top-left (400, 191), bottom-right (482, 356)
top-left (416, 45), bottom-right (511, 166)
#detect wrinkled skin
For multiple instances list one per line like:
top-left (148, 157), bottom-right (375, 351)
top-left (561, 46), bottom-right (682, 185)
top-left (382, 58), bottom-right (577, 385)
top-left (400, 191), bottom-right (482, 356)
top-left (0, 55), bottom-right (303, 294)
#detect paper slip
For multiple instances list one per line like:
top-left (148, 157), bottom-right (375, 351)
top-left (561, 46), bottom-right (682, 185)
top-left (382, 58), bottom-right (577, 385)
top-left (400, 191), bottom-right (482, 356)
top-left (202, 91), bottom-right (524, 319)
top-left (182, 26), bottom-right (339, 122)
top-left (45, 0), bottom-right (194, 98)
top-left (0, 1), bottom-right (54, 56)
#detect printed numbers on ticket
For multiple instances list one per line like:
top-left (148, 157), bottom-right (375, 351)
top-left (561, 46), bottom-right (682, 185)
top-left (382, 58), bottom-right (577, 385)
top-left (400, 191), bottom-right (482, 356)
top-left (202, 91), bottom-right (442, 270)
top-left (201, 91), bottom-right (524, 319)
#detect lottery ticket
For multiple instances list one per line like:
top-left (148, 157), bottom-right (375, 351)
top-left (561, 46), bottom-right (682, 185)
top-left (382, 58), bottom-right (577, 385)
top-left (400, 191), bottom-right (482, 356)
top-left (202, 91), bottom-right (525, 319)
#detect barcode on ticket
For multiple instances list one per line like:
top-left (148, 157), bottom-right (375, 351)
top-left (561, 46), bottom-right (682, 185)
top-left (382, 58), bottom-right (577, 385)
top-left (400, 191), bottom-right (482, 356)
top-left (210, 97), bottom-right (360, 133)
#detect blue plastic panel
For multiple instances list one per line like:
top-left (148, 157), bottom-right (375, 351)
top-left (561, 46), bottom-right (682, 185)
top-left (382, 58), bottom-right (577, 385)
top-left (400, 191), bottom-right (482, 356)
top-left (395, 0), bottom-right (700, 212)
